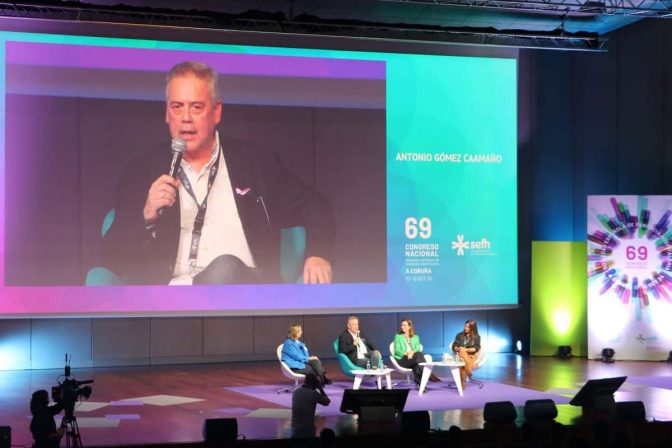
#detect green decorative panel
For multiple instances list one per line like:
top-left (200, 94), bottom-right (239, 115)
top-left (531, 241), bottom-right (587, 356)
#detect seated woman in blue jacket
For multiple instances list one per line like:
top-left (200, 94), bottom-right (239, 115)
top-left (393, 319), bottom-right (441, 385)
top-left (282, 324), bottom-right (332, 385)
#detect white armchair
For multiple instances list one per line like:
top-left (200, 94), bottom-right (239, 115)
top-left (276, 344), bottom-right (305, 393)
top-left (452, 341), bottom-right (489, 389)
top-left (469, 343), bottom-right (488, 388)
top-left (388, 342), bottom-right (432, 388)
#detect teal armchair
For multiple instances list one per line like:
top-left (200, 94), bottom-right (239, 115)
top-left (86, 209), bottom-right (124, 285)
top-left (85, 208), bottom-right (306, 285)
top-left (280, 225), bottom-right (306, 284)
top-left (333, 338), bottom-right (364, 378)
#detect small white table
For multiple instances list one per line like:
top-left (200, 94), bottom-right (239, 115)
top-left (350, 368), bottom-right (393, 390)
top-left (418, 360), bottom-right (465, 396)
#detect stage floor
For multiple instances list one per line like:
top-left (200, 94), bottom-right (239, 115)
top-left (1, 355), bottom-right (671, 446)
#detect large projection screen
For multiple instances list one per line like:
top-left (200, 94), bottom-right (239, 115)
top-left (0, 31), bottom-right (518, 316)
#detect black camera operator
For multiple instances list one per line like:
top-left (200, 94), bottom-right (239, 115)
top-left (30, 389), bottom-right (65, 448)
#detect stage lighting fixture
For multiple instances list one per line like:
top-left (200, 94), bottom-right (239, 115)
top-left (515, 340), bottom-right (523, 353)
top-left (556, 345), bottom-right (572, 359)
top-left (600, 348), bottom-right (615, 363)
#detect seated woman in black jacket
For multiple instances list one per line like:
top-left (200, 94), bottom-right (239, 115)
top-left (452, 319), bottom-right (481, 389)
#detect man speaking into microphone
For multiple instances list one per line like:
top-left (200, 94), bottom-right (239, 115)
top-left (102, 61), bottom-right (333, 285)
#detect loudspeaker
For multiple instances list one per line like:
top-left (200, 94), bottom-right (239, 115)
top-left (202, 418), bottom-right (237, 443)
top-left (0, 426), bottom-right (10, 448)
top-left (616, 401), bottom-right (645, 422)
top-left (483, 401), bottom-right (516, 423)
top-left (524, 399), bottom-right (558, 421)
top-left (400, 410), bottom-right (430, 433)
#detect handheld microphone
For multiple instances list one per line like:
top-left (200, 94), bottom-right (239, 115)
top-left (168, 137), bottom-right (187, 178)
top-left (158, 138), bottom-right (186, 217)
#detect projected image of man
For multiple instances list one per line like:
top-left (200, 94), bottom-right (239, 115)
top-left (103, 61), bottom-right (334, 285)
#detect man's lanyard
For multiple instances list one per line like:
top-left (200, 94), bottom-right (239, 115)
top-left (177, 150), bottom-right (221, 268)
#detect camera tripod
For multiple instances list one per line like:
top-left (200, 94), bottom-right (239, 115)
top-left (61, 414), bottom-right (84, 448)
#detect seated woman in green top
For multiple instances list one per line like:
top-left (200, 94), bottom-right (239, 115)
top-left (393, 319), bottom-right (441, 385)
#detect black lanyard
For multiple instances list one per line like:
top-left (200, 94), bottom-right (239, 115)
top-left (177, 150), bottom-right (221, 267)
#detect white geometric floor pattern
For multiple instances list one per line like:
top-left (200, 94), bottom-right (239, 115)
top-left (118, 394), bottom-right (205, 406)
top-left (245, 408), bottom-right (292, 419)
top-left (72, 401), bottom-right (110, 412)
top-left (55, 417), bottom-right (120, 428)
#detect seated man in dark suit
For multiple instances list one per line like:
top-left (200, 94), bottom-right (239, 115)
top-left (338, 315), bottom-right (381, 368)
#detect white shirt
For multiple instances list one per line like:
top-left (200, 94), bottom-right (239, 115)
top-left (349, 330), bottom-right (368, 360)
top-left (170, 132), bottom-right (255, 285)
top-left (404, 336), bottom-right (412, 353)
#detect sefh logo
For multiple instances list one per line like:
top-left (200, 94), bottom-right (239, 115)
top-left (451, 235), bottom-right (492, 256)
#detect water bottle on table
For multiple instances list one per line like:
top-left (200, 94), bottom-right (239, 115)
top-left (366, 359), bottom-right (371, 370)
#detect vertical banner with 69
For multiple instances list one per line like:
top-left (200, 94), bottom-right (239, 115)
top-left (587, 195), bottom-right (672, 360)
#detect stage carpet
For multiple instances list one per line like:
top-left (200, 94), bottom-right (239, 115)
top-left (626, 375), bottom-right (672, 390)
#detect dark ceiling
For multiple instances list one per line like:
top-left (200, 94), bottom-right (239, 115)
top-left (2, 0), bottom-right (670, 50)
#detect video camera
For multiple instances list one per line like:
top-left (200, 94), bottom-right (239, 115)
top-left (51, 354), bottom-right (93, 418)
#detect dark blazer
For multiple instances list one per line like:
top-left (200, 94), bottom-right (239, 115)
top-left (338, 329), bottom-right (378, 364)
top-left (103, 136), bottom-right (333, 284)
